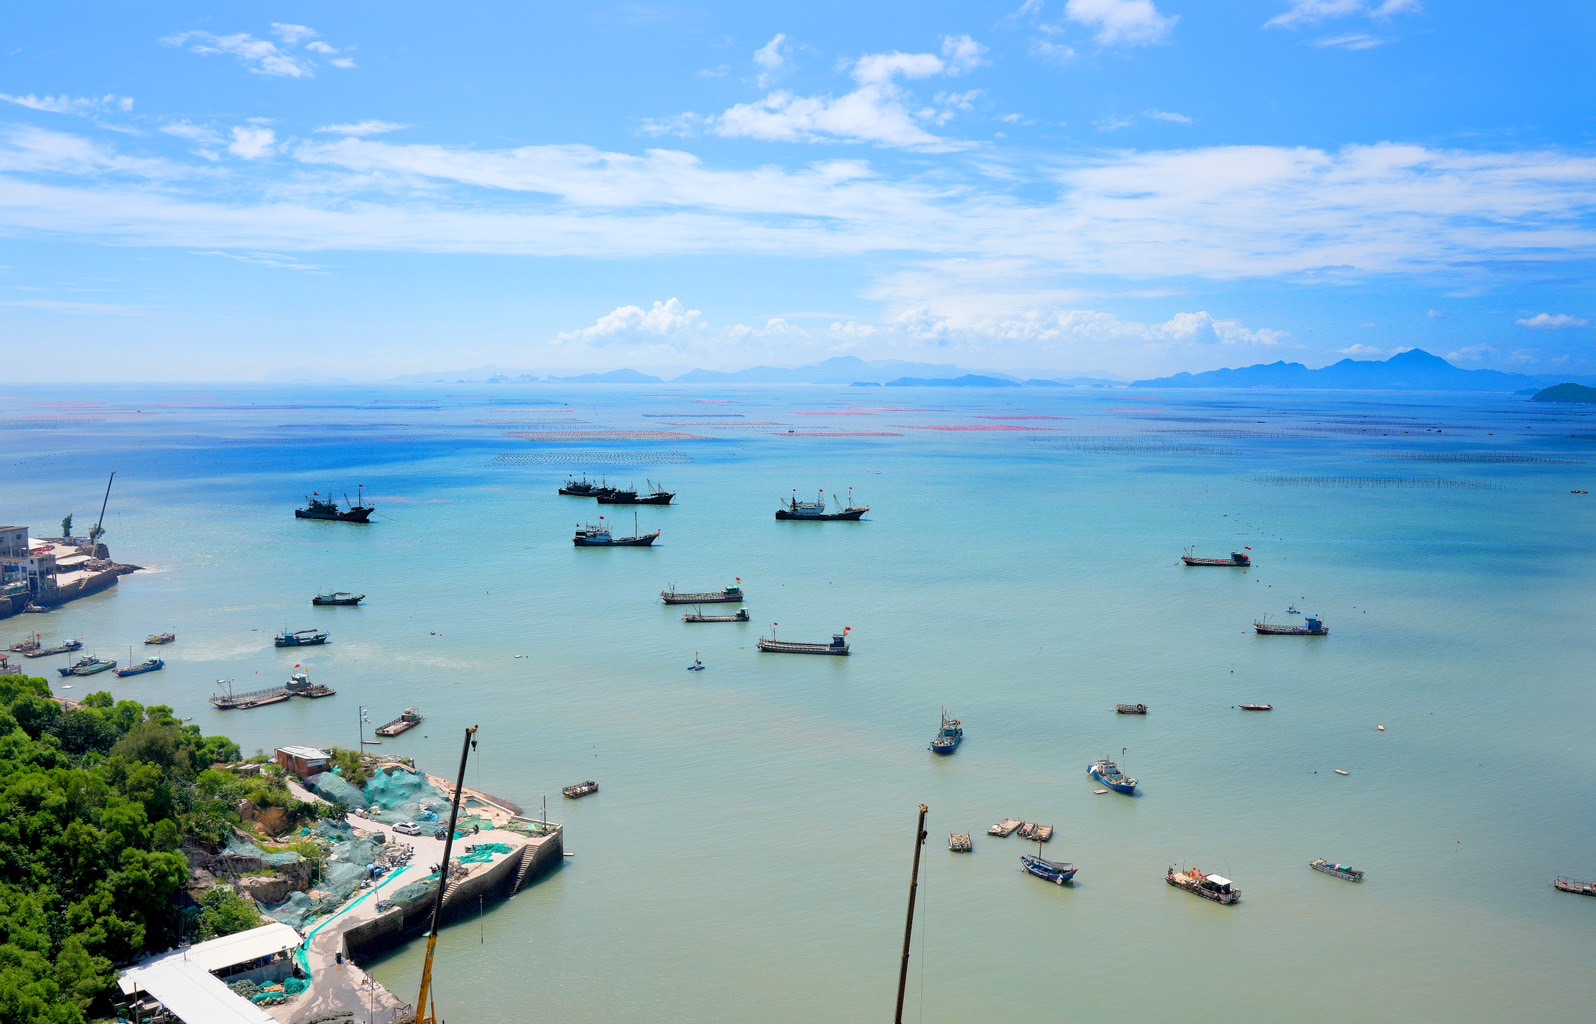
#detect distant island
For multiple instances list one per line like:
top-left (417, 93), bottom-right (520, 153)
top-left (1128, 348), bottom-right (1590, 392)
top-left (1531, 383), bottom-right (1596, 404)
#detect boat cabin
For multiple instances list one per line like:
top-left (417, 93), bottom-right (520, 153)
top-left (1200, 873), bottom-right (1234, 895)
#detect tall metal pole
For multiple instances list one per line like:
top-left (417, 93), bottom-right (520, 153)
top-left (894, 804), bottom-right (928, 1024)
top-left (416, 725), bottom-right (478, 1024)
top-left (91, 471), bottom-right (115, 546)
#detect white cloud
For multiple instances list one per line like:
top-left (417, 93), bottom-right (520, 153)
top-left (195, 250), bottom-right (324, 272)
top-left (163, 25), bottom-right (354, 77)
top-left (1266, 0), bottom-right (1421, 30)
top-left (1426, 309), bottom-right (1445, 318)
top-left (1031, 39), bottom-right (1078, 66)
top-left (272, 23), bottom-right (318, 46)
top-left (0, 93), bottom-right (134, 117)
top-left (228, 126), bottom-right (276, 160)
top-left (753, 34), bottom-right (791, 89)
top-left (1316, 33), bottom-right (1385, 50)
top-left (1146, 109), bottom-right (1192, 124)
top-left (316, 120), bottom-right (408, 137)
top-left (1065, 0), bottom-right (1178, 47)
top-left (709, 37), bottom-right (987, 151)
top-left (1516, 313), bottom-right (1590, 330)
top-left (554, 299), bottom-right (705, 347)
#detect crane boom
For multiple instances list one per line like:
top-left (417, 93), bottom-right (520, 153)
top-left (416, 724), bottom-right (478, 1023)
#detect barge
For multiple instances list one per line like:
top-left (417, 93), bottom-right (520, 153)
top-left (562, 780), bottom-right (599, 799)
top-left (1167, 866), bottom-right (1239, 904)
top-left (1309, 859), bottom-right (1364, 882)
top-left (1182, 547), bottom-right (1251, 567)
top-left (1254, 615), bottom-right (1328, 636)
top-left (756, 627), bottom-right (850, 656)
top-left (661, 583), bottom-right (743, 604)
top-left (375, 707), bottom-right (424, 737)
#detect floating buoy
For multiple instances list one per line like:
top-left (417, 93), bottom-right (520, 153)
top-left (1377, 725), bottom-right (1385, 731)
top-left (1334, 769), bottom-right (1350, 776)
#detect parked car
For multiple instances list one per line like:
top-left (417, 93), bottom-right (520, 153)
top-left (393, 821), bottom-right (422, 836)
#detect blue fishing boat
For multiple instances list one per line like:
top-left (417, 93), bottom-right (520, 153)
top-left (1255, 614), bottom-right (1328, 636)
top-left (929, 708), bottom-right (963, 755)
top-left (1088, 756), bottom-right (1137, 794)
top-left (115, 657), bottom-right (165, 678)
top-left (274, 628), bottom-right (329, 648)
top-left (58, 655), bottom-right (116, 677)
top-left (1020, 853), bottom-right (1078, 885)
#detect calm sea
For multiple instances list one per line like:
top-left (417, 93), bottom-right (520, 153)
top-left (6, 383), bottom-right (1595, 1023)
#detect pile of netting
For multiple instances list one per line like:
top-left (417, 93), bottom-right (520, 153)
top-left (261, 820), bottom-right (388, 930)
top-left (307, 769), bottom-right (369, 810)
top-left (362, 765), bottom-right (453, 825)
top-left (220, 835), bottom-right (305, 875)
top-left (457, 842), bottom-right (513, 865)
top-left (381, 871), bottom-right (442, 915)
top-left (229, 977), bottom-right (309, 1006)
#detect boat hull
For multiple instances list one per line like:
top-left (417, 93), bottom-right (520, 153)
top-left (274, 634), bottom-right (328, 647)
top-left (1167, 870), bottom-right (1240, 904)
top-left (562, 780), bottom-right (599, 798)
top-left (1021, 855), bottom-right (1077, 884)
top-left (312, 594), bottom-right (364, 606)
top-left (683, 610), bottom-right (750, 622)
top-left (573, 531), bottom-right (660, 546)
top-left (1089, 764), bottom-right (1137, 794)
top-left (1254, 624), bottom-right (1328, 635)
top-left (661, 589), bottom-right (743, 604)
top-left (775, 507), bottom-right (867, 521)
top-left (1309, 859), bottom-right (1364, 882)
top-left (596, 492), bottom-right (674, 505)
top-left (115, 659), bottom-right (164, 677)
top-left (295, 507), bottom-right (373, 523)
top-left (756, 638), bottom-right (849, 655)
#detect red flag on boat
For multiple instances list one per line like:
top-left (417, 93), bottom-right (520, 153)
top-left (843, 626), bottom-right (851, 635)
top-left (1245, 546), bottom-right (1252, 550)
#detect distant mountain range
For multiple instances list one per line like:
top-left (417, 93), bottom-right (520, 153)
top-left (389, 349), bottom-right (1596, 393)
top-left (1132, 348), bottom-right (1596, 392)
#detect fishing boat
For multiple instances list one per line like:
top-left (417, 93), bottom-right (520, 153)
top-left (1553, 877), bottom-right (1596, 897)
top-left (687, 653), bottom-right (705, 671)
top-left (115, 645), bottom-right (165, 677)
top-left (562, 779), bottom-right (599, 799)
top-left (375, 707), bottom-right (423, 736)
top-left (1286, 605), bottom-right (1301, 615)
top-left (573, 513), bottom-right (660, 546)
top-left (948, 833), bottom-right (973, 852)
top-left (559, 475), bottom-right (607, 497)
top-left (295, 485), bottom-right (374, 523)
top-left (1309, 859), bottom-right (1364, 882)
top-left (210, 680), bottom-right (292, 710)
top-left (1021, 852), bottom-right (1078, 885)
top-left (312, 591), bottom-right (365, 606)
top-left (1182, 547), bottom-right (1251, 567)
top-left (682, 608), bottom-right (750, 623)
top-left (597, 480), bottom-right (675, 505)
top-left (661, 581), bottom-right (743, 604)
top-left (988, 819), bottom-right (1023, 837)
top-left (8, 633), bottom-right (41, 653)
top-left (929, 708), bottom-right (963, 755)
top-left (1088, 756), bottom-right (1137, 795)
top-left (757, 626), bottom-right (850, 655)
top-left (1239, 703), bottom-right (1273, 711)
top-left (1116, 703), bottom-right (1148, 714)
top-left (23, 638), bottom-right (82, 659)
top-left (274, 628), bottom-right (329, 648)
top-left (1167, 865), bottom-right (1240, 904)
top-left (58, 655), bottom-right (116, 677)
top-left (285, 667), bottom-right (336, 698)
top-left (1254, 615), bottom-right (1329, 636)
top-left (144, 632), bottom-right (176, 645)
top-left (775, 488), bottom-right (868, 521)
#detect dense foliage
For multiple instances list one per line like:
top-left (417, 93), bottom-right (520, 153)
top-left (0, 672), bottom-right (263, 1023)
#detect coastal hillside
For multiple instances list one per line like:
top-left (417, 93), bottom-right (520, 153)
top-left (1530, 382), bottom-right (1596, 403)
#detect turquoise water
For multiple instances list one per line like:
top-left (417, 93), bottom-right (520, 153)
top-left (7, 384), bottom-right (1596, 1022)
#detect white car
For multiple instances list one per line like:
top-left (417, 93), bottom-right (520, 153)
top-left (393, 821), bottom-right (422, 836)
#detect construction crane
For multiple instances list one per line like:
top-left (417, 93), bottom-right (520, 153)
top-left (416, 724), bottom-right (478, 1023)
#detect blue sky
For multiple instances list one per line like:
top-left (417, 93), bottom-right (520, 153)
top-left (2, 2), bottom-right (1593, 380)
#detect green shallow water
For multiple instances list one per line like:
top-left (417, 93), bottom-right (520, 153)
top-left (6, 383), bottom-right (1596, 1022)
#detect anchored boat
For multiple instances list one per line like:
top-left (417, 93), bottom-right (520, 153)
top-left (1182, 547), bottom-right (1251, 567)
top-left (775, 488), bottom-right (868, 521)
top-left (295, 485), bottom-right (373, 523)
top-left (562, 780), bottom-right (599, 799)
top-left (274, 628), bottom-right (329, 648)
top-left (1167, 865), bottom-right (1240, 904)
top-left (210, 679), bottom-right (292, 710)
top-left (1255, 615), bottom-right (1328, 636)
top-left (573, 513), bottom-right (659, 547)
top-left (559, 475), bottom-right (607, 497)
top-left (929, 708), bottom-right (963, 755)
top-left (948, 833), bottom-right (972, 853)
top-left (312, 591), bottom-right (365, 606)
top-left (1088, 756), bottom-right (1138, 795)
top-left (8, 633), bottom-right (41, 653)
top-left (987, 819), bottom-right (1023, 837)
top-left (757, 625), bottom-right (850, 655)
top-left (115, 657), bottom-right (165, 678)
top-left (144, 632), bottom-right (176, 645)
top-left (1116, 703), bottom-right (1148, 714)
top-left (1021, 852), bottom-right (1078, 885)
top-left (596, 480), bottom-right (675, 505)
top-left (683, 608), bottom-right (750, 622)
top-left (375, 707), bottom-right (424, 736)
top-left (285, 668), bottom-right (336, 698)
top-left (58, 655), bottom-right (116, 677)
top-left (1553, 877), bottom-right (1596, 897)
top-left (1309, 859), bottom-right (1364, 882)
top-left (661, 580), bottom-right (743, 604)
top-left (1239, 703), bottom-right (1273, 711)
top-left (23, 638), bottom-right (82, 659)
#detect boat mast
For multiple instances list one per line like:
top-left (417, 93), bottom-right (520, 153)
top-left (416, 725), bottom-right (478, 1024)
top-left (894, 803), bottom-right (929, 1024)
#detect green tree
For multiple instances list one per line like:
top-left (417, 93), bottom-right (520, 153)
top-left (58, 514), bottom-right (72, 539)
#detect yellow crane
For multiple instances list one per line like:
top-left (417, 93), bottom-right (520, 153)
top-left (415, 724), bottom-right (478, 1023)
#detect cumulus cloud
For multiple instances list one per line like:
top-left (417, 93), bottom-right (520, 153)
top-left (1065, 0), bottom-right (1178, 46)
top-left (1266, 0), bottom-right (1421, 30)
top-left (228, 126), bottom-right (276, 160)
top-left (753, 34), bottom-right (791, 88)
top-left (1516, 313), bottom-right (1589, 330)
top-left (0, 93), bottom-right (134, 117)
top-left (553, 299), bottom-right (705, 347)
top-left (709, 35), bottom-right (988, 151)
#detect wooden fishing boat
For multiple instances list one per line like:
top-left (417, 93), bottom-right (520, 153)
top-left (757, 626), bottom-right (850, 655)
top-left (58, 655), bottom-right (116, 677)
top-left (144, 632), bottom-right (176, 645)
top-left (929, 708), bottom-right (962, 755)
top-left (661, 581), bottom-right (743, 604)
top-left (274, 628), bottom-right (329, 648)
top-left (1309, 859), bottom-right (1364, 882)
top-left (1088, 756), bottom-right (1137, 795)
top-left (1182, 547), bottom-right (1250, 567)
top-left (682, 608), bottom-right (750, 622)
top-left (115, 657), bottom-right (165, 678)
top-left (559, 475), bottom-right (607, 497)
top-left (573, 513), bottom-right (659, 546)
top-left (312, 591), bottom-right (365, 606)
top-left (376, 707), bottom-right (424, 736)
top-left (1021, 853), bottom-right (1078, 885)
top-left (1167, 865), bottom-right (1239, 904)
top-left (1116, 703), bottom-right (1148, 714)
top-left (1553, 877), bottom-right (1596, 897)
top-left (597, 480), bottom-right (675, 505)
top-left (775, 488), bottom-right (868, 521)
top-left (562, 779), bottom-right (599, 799)
top-left (8, 632), bottom-right (41, 653)
top-left (23, 638), bottom-right (82, 659)
top-left (1254, 615), bottom-right (1328, 635)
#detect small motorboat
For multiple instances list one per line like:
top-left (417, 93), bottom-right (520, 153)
top-left (1020, 853), bottom-right (1078, 885)
top-left (688, 654), bottom-right (705, 671)
top-left (1239, 703), bottom-right (1273, 711)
